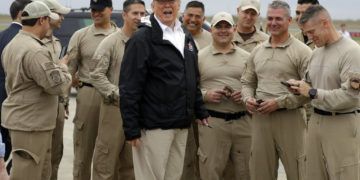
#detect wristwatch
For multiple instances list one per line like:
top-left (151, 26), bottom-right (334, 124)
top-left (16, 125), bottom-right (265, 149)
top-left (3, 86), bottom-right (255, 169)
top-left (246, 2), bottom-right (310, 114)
top-left (308, 88), bottom-right (317, 99)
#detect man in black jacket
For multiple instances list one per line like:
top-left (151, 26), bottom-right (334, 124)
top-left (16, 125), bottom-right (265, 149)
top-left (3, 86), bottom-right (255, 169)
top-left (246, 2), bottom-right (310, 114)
top-left (119, 0), bottom-right (209, 179)
top-left (0, 0), bottom-right (31, 172)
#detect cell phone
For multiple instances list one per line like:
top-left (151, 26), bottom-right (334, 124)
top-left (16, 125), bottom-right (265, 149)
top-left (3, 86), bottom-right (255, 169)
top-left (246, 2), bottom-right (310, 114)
top-left (281, 81), bottom-right (292, 87)
top-left (223, 85), bottom-right (234, 98)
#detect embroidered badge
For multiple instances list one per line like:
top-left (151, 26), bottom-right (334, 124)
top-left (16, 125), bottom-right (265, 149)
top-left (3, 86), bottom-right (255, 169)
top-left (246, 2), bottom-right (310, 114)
top-left (187, 42), bottom-right (194, 52)
top-left (50, 70), bottom-right (61, 83)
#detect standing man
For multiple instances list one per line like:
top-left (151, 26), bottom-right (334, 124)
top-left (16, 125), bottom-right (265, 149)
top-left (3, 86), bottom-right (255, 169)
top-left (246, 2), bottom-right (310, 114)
top-left (233, 0), bottom-right (268, 53)
top-left (89, 0), bottom-right (146, 179)
top-left (181, 1), bottom-right (211, 179)
top-left (119, 0), bottom-right (209, 179)
top-left (0, 0), bottom-right (31, 171)
top-left (182, 1), bottom-right (211, 50)
top-left (294, 0), bottom-right (319, 49)
top-left (67, 0), bottom-right (117, 179)
top-left (1, 1), bottom-right (71, 179)
top-left (291, 5), bottom-right (360, 180)
top-left (339, 23), bottom-right (352, 39)
top-left (197, 12), bottom-right (251, 180)
top-left (241, 1), bottom-right (312, 180)
top-left (36, 0), bottom-right (70, 179)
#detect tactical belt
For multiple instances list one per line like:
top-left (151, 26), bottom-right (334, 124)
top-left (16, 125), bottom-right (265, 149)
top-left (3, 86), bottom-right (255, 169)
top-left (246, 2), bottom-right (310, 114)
top-left (79, 82), bottom-right (94, 88)
top-left (314, 108), bottom-right (360, 116)
top-left (207, 110), bottom-right (247, 121)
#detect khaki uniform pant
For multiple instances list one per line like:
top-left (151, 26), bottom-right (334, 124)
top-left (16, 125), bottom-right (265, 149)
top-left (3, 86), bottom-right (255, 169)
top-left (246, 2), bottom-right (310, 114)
top-left (10, 130), bottom-right (52, 180)
top-left (250, 109), bottom-right (306, 180)
top-left (50, 103), bottom-right (65, 180)
top-left (132, 128), bottom-right (188, 180)
top-left (306, 112), bottom-right (360, 180)
top-left (92, 101), bottom-right (134, 180)
top-left (198, 116), bottom-right (252, 180)
top-left (73, 86), bottom-right (101, 180)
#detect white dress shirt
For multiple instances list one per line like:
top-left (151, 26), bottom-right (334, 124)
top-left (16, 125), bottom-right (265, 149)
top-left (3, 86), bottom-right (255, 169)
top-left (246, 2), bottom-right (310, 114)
top-left (155, 15), bottom-right (185, 57)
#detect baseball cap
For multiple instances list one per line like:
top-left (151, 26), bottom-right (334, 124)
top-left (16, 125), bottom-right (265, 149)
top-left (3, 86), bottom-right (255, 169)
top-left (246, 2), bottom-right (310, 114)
top-left (211, 12), bottom-right (235, 27)
top-left (21, 1), bottom-right (59, 20)
top-left (35, 0), bottom-right (71, 15)
top-left (239, 0), bottom-right (260, 14)
top-left (90, 0), bottom-right (113, 10)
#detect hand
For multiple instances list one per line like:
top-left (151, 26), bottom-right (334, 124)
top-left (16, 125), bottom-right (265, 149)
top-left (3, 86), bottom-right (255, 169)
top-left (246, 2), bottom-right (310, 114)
top-left (0, 158), bottom-right (9, 180)
top-left (290, 80), bottom-right (311, 97)
top-left (205, 89), bottom-right (225, 103)
top-left (127, 138), bottom-right (141, 147)
top-left (257, 99), bottom-right (279, 114)
top-left (245, 98), bottom-right (258, 114)
top-left (196, 117), bottom-right (211, 128)
top-left (59, 54), bottom-right (69, 65)
top-left (230, 91), bottom-right (242, 104)
top-left (71, 75), bottom-right (80, 87)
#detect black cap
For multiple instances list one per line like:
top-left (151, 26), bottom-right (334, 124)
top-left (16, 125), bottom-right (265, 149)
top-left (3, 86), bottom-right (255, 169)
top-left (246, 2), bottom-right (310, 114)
top-left (90, 0), bottom-right (112, 10)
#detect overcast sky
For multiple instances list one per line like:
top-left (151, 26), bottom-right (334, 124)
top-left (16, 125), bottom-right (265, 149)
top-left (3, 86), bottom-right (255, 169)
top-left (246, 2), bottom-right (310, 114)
top-left (1, 0), bottom-right (359, 20)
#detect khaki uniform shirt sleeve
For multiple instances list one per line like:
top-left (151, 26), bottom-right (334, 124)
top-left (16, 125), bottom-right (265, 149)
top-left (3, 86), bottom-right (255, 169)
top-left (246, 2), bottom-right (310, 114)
top-left (241, 47), bottom-right (258, 103)
top-left (316, 48), bottom-right (360, 110)
top-left (67, 31), bottom-right (81, 75)
top-left (89, 41), bottom-right (118, 103)
top-left (26, 50), bottom-right (72, 95)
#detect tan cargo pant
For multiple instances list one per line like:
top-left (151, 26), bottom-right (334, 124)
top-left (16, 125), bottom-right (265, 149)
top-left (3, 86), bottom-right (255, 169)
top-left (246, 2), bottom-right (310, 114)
top-left (50, 102), bottom-right (65, 180)
top-left (10, 130), bottom-right (52, 180)
top-left (198, 116), bottom-right (252, 180)
top-left (132, 128), bottom-right (188, 180)
top-left (92, 101), bottom-right (134, 180)
top-left (73, 86), bottom-right (101, 180)
top-left (250, 108), bottom-right (306, 180)
top-left (306, 112), bottom-right (360, 180)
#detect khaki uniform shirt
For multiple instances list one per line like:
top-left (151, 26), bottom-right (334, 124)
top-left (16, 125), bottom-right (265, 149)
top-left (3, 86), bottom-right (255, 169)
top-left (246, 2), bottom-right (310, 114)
top-left (199, 44), bottom-right (249, 113)
top-left (241, 35), bottom-right (312, 109)
top-left (42, 35), bottom-right (62, 60)
top-left (294, 31), bottom-right (315, 49)
top-left (67, 23), bottom-right (117, 84)
top-left (233, 29), bottom-right (268, 53)
top-left (193, 30), bottom-right (212, 50)
top-left (1, 31), bottom-right (72, 131)
top-left (89, 29), bottom-right (129, 105)
top-left (306, 37), bottom-right (360, 112)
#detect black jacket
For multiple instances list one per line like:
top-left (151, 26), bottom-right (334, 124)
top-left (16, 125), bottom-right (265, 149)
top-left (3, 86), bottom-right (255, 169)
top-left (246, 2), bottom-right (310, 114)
top-left (119, 14), bottom-right (209, 140)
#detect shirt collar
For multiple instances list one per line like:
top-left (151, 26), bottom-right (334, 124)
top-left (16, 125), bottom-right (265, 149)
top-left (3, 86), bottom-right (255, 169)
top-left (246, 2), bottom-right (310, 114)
top-left (264, 35), bottom-right (293, 48)
top-left (11, 22), bottom-right (22, 27)
top-left (90, 22), bottom-right (117, 36)
top-left (19, 30), bottom-right (45, 45)
top-left (210, 42), bottom-right (237, 55)
top-left (154, 15), bottom-right (183, 33)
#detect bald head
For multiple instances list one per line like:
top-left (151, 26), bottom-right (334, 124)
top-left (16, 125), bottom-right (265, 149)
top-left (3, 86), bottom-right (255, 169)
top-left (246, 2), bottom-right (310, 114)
top-left (299, 5), bottom-right (331, 26)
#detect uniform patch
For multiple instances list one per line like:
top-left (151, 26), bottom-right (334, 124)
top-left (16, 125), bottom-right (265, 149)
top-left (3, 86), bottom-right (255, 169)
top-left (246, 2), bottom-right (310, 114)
top-left (50, 70), bottom-right (61, 83)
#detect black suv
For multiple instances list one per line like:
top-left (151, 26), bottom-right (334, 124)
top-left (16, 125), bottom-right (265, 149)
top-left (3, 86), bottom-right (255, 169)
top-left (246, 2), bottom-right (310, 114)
top-left (53, 8), bottom-right (124, 48)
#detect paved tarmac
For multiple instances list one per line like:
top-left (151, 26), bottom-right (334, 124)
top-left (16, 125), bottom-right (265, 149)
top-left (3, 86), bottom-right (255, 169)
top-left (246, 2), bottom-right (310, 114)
top-left (57, 95), bottom-right (287, 180)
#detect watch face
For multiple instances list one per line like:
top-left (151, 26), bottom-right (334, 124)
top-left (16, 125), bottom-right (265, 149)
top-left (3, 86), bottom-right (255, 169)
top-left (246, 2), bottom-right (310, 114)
top-left (309, 88), bottom-right (317, 99)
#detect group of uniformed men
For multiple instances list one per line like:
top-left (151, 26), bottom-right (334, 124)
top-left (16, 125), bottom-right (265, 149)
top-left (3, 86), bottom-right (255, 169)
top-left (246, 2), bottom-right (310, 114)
top-left (0, 0), bottom-right (359, 180)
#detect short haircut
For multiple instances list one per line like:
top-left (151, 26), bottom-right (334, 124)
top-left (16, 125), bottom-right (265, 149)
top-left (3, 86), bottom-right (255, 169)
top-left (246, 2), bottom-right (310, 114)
top-left (185, 1), bottom-right (205, 13)
top-left (297, 0), bottom-right (319, 5)
top-left (268, 1), bottom-right (291, 17)
top-left (10, 0), bottom-right (32, 20)
top-left (299, 5), bottom-right (326, 25)
top-left (20, 11), bottom-right (39, 26)
top-left (123, 0), bottom-right (145, 12)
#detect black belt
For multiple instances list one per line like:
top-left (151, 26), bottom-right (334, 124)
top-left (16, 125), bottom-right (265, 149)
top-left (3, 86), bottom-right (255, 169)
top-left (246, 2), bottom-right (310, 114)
top-left (79, 82), bottom-right (94, 88)
top-left (207, 110), bottom-right (247, 121)
top-left (314, 108), bottom-right (360, 116)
